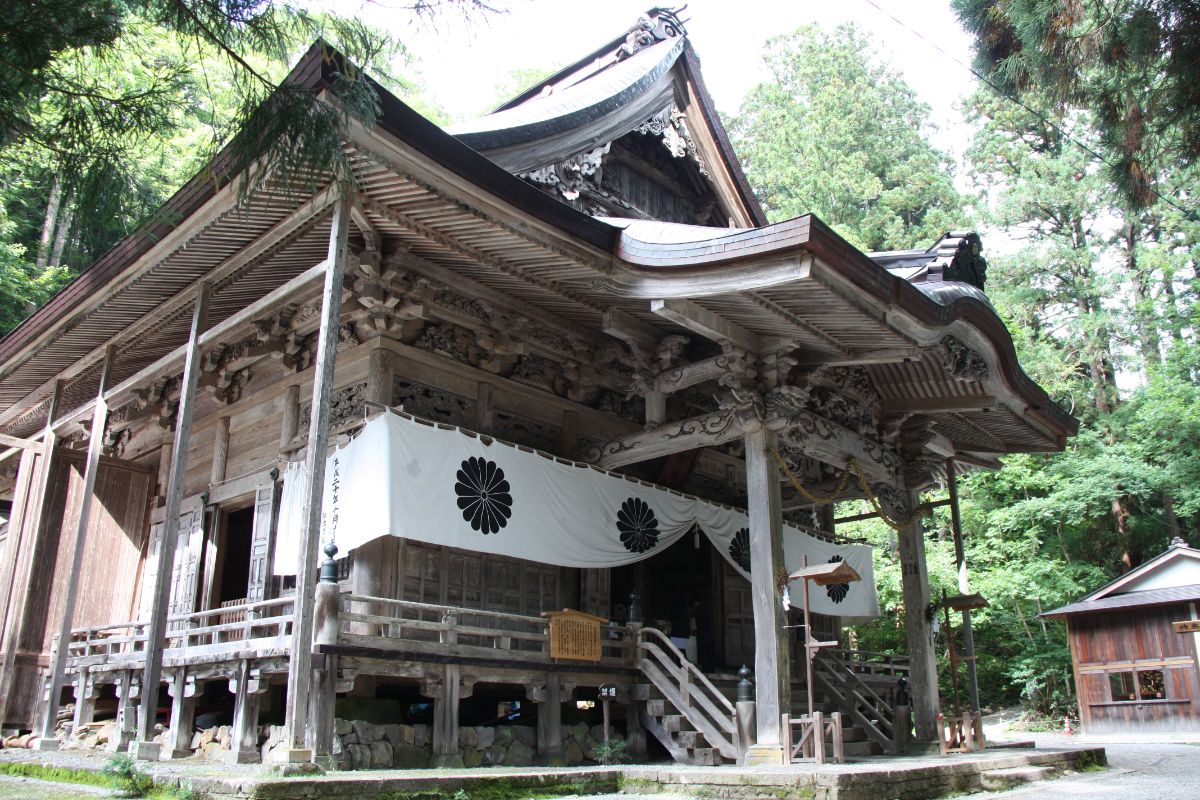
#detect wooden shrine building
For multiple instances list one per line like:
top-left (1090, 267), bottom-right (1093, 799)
top-left (1045, 538), bottom-right (1200, 739)
top-left (0, 8), bottom-right (1075, 767)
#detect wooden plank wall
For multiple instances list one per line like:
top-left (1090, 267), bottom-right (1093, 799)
top-left (2, 452), bottom-right (152, 726)
top-left (1071, 605), bottom-right (1200, 734)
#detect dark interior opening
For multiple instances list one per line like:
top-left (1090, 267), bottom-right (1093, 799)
top-left (218, 507), bottom-right (254, 603)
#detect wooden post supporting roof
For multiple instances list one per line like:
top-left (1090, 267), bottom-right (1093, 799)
top-left (899, 490), bottom-right (940, 741)
top-left (131, 283), bottom-right (210, 760)
top-left (741, 426), bottom-right (790, 764)
top-left (0, 381), bottom-right (61, 727)
top-left (279, 194), bottom-right (351, 762)
top-left (946, 459), bottom-right (981, 713)
top-left (34, 345), bottom-right (116, 748)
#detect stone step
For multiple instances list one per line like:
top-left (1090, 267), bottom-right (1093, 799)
top-left (980, 766), bottom-right (1057, 791)
top-left (661, 715), bottom-right (695, 734)
top-left (842, 739), bottom-right (881, 758)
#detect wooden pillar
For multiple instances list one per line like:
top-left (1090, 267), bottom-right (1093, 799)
top-left (280, 385), bottom-right (300, 451)
top-left (280, 196), bottom-right (351, 761)
top-left (644, 390), bottom-right (666, 428)
top-left (430, 664), bottom-right (462, 767)
top-left (71, 668), bottom-right (96, 731)
top-left (211, 417), bottom-right (230, 485)
top-left (309, 579), bottom-right (341, 766)
top-left (166, 670), bottom-right (197, 759)
top-left (110, 670), bottom-right (138, 752)
top-left (742, 426), bottom-right (790, 763)
top-left (35, 346), bottom-right (116, 748)
top-left (132, 284), bottom-right (210, 760)
top-left (534, 674), bottom-right (563, 764)
top-left (899, 490), bottom-right (940, 740)
top-left (228, 660), bottom-right (262, 764)
top-left (0, 441), bottom-right (41, 730)
top-left (946, 460), bottom-right (980, 714)
top-left (0, 385), bottom-right (58, 729)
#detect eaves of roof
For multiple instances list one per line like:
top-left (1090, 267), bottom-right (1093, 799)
top-left (1041, 583), bottom-right (1200, 617)
top-left (0, 43), bottom-right (1076, 444)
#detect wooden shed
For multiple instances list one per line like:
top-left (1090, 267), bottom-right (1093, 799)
top-left (1044, 538), bottom-right (1200, 738)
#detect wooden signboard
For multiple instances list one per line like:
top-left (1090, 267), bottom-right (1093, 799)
top-left (1172, 620), bottom-right (1200, 634)
top-left (543, 609), bottom-right (607, 662)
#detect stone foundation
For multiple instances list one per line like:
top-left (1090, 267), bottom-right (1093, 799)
top-left (24, 718), bottom-right (617, 770)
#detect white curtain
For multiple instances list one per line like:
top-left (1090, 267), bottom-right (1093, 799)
top-left (274, 412), bottom-right (879, 619)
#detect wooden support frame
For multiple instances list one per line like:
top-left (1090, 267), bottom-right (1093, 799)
top-left (280, 193), bottom-right (351, 761)
top-left (35, 347), bottom-right (116, 747)
top-left (132, 284), bottom-right (210, 760)
top-left (650, 298), bottom-right (761, 353)
top-left (743, 427), bottom-right (789, 758)
top-left (0, 185), bottom-right (337, 433)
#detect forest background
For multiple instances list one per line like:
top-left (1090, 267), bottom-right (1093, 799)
top-left (2, 1), bottom-right (1198, 722)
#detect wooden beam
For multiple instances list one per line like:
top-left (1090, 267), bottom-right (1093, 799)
top-left (794, 348), bottom-right (922, 367)
top-left (601, 307), bottom-right (660, 357)
top-left (281, 194), bottom-right (351, 760)
top-left (50, 259), bottom-right (329, 434)
top-left (0, 433), bottom-right (41, 452)
top-left (589, 392), bottom-right (902, 482)
top-left (656, 354), bottom-right (728, 394)
top-left (650, 298), bottom-right (761, 353)
top-left (880, 396), bottom-right (997, 415)
top-left (0, 185), bottom-right (337, 432)
top-left (35, 346), bottom-right (117, 747)
top-left (133, 283), bottom-right (210, 759)
top-left (587, 404), bottom-right (761, 469)
top-left (833, 499), bottom-right (950, 525)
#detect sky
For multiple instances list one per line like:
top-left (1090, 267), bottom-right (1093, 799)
top-left (329, 0), bottom-right (982, 155)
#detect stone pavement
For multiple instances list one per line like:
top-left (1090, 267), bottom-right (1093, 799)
top-left (969, 732), bottom-right (1200, 800)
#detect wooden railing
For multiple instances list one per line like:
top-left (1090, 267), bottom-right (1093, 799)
top-left (336, 594), bottom-right (637, 666)
top-left (636, 626), bottom-right (740, 760)
top-left (829, 648), bottom-right (910, 679)
top-left (62, 597), bottom-right (295, 669)
top-left (812, 649), bottom-right (898, 754)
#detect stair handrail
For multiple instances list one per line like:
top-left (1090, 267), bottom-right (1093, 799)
top-left (636, 626), bottom-right (740, 758)
top-left (638, 627), bottom-right (735, 716)
top-left (818, 649), bottom-right (893, 720)
top-left (813, 648), bottom-right (898, 754)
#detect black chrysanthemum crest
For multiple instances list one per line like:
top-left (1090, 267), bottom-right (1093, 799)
top-left (454, 457), bottom-right (512, 535)
top-left (730, 527), bottom-right (751, 572)
top-left (617, 497), bottom-right (659, 553)
top-left (826, 555), bottom-right (850, 603)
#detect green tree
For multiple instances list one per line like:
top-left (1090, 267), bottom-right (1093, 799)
top-left (0, 2), bottom-right (466, 335)
top-left (728, 23), bottom-right (962, 251)
top-left (953, 0), bottom-right (1200, 209)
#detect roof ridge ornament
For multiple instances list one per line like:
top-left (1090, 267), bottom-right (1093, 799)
top-left (615, 7), bottom-right (688, 61)
top-left (634, 104), bottom-right (710, 177)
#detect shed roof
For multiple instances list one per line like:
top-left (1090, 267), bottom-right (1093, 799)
top-left (1042, 538), bottom-right (1200, 618)
top-left (1041, 583), bottom-right (1200, 618)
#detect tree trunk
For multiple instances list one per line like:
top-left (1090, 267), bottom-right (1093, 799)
top-left (1126, 220), bottom-right (1161, 369)
top-left (36, 175), bottom-right (63, 271)
top-left (49, 201), bottom-right (73, 268)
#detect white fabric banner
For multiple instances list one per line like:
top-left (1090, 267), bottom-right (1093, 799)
top-left (274, 413), bottom-right (878, 619)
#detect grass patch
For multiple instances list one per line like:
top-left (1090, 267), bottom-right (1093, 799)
top-left (0, 757), bottom-right (197, 800)
top-left (0, 760), bottom-right (122, 790)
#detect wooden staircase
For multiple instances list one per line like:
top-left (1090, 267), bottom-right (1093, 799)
top-left (811, 649), bottom-right (899, 754)
top-left (634, 627), bottom-right (742, 765)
